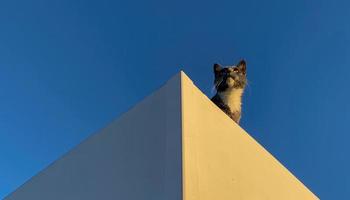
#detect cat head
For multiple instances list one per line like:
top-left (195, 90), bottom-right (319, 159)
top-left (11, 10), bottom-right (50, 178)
top-left (213, 59), bottom-right (247, 92)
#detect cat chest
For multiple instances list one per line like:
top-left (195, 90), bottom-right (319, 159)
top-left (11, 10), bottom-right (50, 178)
top-left (219, 89), bottom-right (243, 112)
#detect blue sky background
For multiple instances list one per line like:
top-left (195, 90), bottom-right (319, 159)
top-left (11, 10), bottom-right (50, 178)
top-left (0, 0), bottom-right (349, 199)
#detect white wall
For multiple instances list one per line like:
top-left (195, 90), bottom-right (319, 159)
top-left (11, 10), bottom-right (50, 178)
top-left (5, 74), bottom-right (183, 200)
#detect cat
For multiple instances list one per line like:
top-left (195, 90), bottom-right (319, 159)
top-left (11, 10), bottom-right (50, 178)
top-left (211, 60), bottom-right (247, 124)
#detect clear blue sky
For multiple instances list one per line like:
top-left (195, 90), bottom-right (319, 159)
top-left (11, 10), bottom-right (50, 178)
top-left (0, 0), bottom-right (349, 199)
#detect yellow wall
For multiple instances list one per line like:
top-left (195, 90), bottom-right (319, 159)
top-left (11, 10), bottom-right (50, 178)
top-left (180, 72), bottom-right (318, 200)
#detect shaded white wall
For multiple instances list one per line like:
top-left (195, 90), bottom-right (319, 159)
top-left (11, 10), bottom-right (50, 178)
top-left (5, 74), bottom-right (183, 200)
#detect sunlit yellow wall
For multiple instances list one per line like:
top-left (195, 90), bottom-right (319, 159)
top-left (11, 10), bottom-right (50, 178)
top-left (180, 72), bottom-right (318, 200)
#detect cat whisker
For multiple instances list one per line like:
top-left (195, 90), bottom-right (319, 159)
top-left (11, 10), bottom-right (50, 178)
top-left (212, 77), bottom-right (223, 94)
top-left (245, 79), bottom-right (252, 96)
top-left (211, 86), bottom-right (217, 94)
top-left (215, 77), bottom-right (224, 87)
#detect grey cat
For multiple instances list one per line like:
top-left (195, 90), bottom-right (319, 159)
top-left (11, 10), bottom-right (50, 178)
top-left (211, 60), bottom-right (247, 124)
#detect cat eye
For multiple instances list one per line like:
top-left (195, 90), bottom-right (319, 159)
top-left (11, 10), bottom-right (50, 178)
top-left (233, 68), bottom-right (239, 72)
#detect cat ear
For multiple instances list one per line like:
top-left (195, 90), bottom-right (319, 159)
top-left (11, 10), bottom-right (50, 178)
top-left (213, 63), bottom-right (222, 74)
top-left (237, 59), bottom-right (246, 74)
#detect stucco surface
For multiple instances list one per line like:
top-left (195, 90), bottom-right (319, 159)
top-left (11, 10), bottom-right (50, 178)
top-left (180, 72), bottom-right (318, 200)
